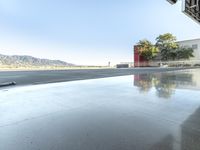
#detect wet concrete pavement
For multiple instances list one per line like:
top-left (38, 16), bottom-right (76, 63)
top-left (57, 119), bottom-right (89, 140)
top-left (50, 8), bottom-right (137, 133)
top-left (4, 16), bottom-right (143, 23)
top-left (0, 69), bottom-right (200, 150)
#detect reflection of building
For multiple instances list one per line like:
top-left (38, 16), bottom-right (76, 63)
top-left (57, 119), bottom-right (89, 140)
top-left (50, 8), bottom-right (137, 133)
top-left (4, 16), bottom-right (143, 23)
top-left (175, 70), bottom-right (200, 90)
top-left (133, 70), bottom-right (200, 149)
top-left (133, 70), bottom-right (200, 98)
top-left (134, 74), bottom-right (153, 92)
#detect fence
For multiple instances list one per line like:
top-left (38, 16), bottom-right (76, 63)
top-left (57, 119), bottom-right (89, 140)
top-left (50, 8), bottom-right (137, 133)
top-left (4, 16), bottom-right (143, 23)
top-left (150, 60), bottom-right (200, 67)
top-left (121, 60), bottom-right (200, 68)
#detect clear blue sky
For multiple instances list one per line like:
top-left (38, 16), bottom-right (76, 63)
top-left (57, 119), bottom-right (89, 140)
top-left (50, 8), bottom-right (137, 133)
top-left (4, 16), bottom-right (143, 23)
top-left (0, 0), bottom-right (200, 65)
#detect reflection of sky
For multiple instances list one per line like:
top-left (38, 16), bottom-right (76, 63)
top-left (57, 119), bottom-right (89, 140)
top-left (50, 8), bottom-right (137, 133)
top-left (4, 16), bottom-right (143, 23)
top-left (1, 70), bottom-right (200, 149)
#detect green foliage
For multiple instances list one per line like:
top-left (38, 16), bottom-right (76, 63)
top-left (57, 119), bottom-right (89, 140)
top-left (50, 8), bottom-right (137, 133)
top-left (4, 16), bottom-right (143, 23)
top-left (155, 33), bottom-right (179, 60)
top-left (137, 40), bottom-right (159, 61)
top-left (137, 33), bottom-right (195, 61)
top-left (176, 47), bottom-right (194, 60)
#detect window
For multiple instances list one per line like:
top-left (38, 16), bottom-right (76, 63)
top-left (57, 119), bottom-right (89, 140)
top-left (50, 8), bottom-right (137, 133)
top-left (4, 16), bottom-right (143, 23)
top-left (192, 44), bottom-right (198, 49)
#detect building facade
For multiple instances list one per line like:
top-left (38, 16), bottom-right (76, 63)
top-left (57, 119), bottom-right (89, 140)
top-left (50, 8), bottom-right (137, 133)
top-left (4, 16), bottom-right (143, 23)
top-left (178, 38), bottom-right (200, 60)
top-left (134, 45), bottom-right (148, 67)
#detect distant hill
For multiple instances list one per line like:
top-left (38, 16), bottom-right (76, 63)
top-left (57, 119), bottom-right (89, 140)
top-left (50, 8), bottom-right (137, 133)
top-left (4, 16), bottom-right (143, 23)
top-left (0, 54), bottom-right (75, 67)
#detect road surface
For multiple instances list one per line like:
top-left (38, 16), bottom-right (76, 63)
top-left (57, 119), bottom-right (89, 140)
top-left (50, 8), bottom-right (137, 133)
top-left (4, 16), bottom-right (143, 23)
top-left (0, 67), bottom-right (196, 87)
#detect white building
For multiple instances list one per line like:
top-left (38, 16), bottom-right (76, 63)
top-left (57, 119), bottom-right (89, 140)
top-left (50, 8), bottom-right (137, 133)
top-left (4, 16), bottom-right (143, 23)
top-left (178, 38), bottom-right (200, 60)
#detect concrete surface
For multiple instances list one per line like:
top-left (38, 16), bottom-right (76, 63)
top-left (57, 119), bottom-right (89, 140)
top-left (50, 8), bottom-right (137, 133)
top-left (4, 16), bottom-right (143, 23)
top-left (0, 69), bottom-right (200, 150)
top-left (0, 67), bottom-right (197, 88)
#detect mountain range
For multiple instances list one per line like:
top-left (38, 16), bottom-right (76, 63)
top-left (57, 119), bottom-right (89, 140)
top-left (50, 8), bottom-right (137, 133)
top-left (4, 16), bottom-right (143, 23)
top-left (0, 54), bottom-right (75, 67)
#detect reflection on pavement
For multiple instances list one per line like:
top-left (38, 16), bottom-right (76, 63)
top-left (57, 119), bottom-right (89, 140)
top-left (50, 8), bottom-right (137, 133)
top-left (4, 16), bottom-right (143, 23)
top-left (134, 70), bottom-right (200, 150)
top-left (1, 69), bottom-right (200, 150)
top-left (133, 71), bottom-right (199, 98)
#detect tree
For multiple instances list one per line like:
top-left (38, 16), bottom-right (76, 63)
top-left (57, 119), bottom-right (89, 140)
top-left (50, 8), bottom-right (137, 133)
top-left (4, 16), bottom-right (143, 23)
top-left (176, 47), bottom-right (194, 60)
top-left (137, 40), bottom-right (159, 61)
top-left (155, 33), bottom-right (178, 60)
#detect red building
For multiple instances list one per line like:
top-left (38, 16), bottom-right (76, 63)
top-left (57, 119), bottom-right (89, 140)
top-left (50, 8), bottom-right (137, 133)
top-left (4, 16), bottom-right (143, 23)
top-left (134, 45), bottom-right (148, 67)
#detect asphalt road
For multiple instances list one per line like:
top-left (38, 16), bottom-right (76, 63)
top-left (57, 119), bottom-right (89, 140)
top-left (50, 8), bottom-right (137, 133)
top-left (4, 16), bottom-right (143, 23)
top-left (0, 67), bottom-right (196, 88)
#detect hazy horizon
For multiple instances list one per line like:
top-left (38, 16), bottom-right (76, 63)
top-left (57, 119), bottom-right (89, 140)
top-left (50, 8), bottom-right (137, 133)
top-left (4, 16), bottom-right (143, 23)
top-left (0, 0), bottom-right (200, 66)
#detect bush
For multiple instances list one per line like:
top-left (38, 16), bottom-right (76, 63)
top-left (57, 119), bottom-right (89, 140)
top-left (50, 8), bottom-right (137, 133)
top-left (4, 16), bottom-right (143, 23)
top-left (194, 64), bottom-right (200, 67)
top-left (183, 64), bottom-right (191, 67)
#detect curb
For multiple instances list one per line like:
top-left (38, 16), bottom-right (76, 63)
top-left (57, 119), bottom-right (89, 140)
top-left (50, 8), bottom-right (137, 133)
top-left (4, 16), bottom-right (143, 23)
top-left (0, 82), bottom-right (16, 87)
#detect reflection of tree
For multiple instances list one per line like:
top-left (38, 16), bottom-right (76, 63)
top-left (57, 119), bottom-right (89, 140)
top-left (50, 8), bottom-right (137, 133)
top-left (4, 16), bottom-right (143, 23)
top-left (155, 82), bottom-right (176, 99)
top-left (134, 73), bottom-right (194, 98)
top-left (154, 75), bottom-right (176, 99)
top-left (134, 74), bottom-right (154, 92)
top-left (155, 73), bottom-right (193, 98)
